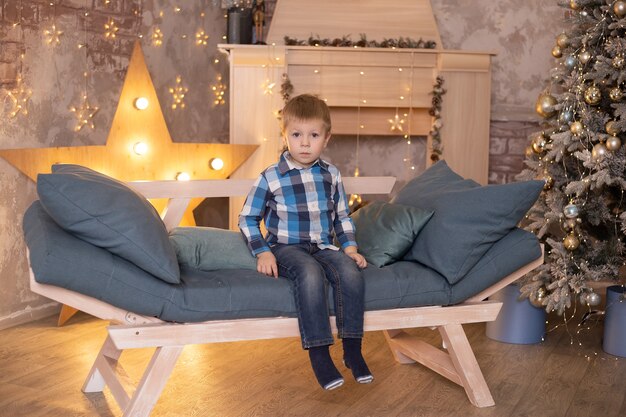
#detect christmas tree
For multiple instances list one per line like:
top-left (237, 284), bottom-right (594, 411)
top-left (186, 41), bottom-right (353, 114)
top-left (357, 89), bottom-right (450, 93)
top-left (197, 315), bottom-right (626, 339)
top-left (517, 0), bottom-right (626, 315)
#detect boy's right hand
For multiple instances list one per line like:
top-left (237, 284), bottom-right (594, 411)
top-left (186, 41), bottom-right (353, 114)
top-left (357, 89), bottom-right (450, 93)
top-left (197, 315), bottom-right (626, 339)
top-left (256, 251), bottom-right (278, 278)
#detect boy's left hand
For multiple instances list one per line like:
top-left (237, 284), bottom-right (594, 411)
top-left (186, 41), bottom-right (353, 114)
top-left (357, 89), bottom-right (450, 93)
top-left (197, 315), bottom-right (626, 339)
top-left (344, 246), bottom-right (367, 269)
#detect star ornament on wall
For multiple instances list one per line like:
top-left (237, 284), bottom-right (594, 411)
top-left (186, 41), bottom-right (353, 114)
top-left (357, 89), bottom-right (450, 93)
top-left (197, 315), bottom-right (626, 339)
top-left (0, 40), bottom-right (257, 224)
top-left (69, 94), bottom-right (99, 131)
top-left (388, 111), bottom-right (405, 132)
top-left (7, 75), bottom-right (32, 118)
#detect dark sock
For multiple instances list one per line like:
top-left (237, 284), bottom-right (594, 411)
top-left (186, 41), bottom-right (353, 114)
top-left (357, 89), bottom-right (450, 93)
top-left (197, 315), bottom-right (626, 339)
top-left (308, 345), bottom-right (344, 390)
top-left (343, 338), bottom-right (374, 383)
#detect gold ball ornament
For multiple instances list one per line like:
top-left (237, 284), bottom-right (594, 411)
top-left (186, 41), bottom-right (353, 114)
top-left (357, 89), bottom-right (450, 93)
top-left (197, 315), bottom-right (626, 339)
top-left (610, 87), bottom-right (623, 101)
top-left (535, 93), bottom-right (558, 118)
top-left (570, 0), bottom-right (580, 10)
top-left (531, 134), bottom-right (547, 153)
top-left (563, 233), bottom-right (580, 251)
top-left (613, 55), bottom-right (625, 69)
top-left (552, 45), bottom-right (563, 58)
top-left (543, 174), bottom-right (554, 190)
top-left (584, 85), bottom-right (601, 105)
top-left (606, 136), bottom-right (622, 152)
top-left (606, 120), bottom-right (620, 136)
top-left (578, 49), bottom-right (592, 64)
top-left (570, 121), bottom-right (584, 135)
top-left (556, 33), bottom-right (569, 48)
top-left (592, 142), bottom-right (608, 161)
top-left (614, 1), bottom-right (626, 18)
top-left (530, 285), bottom-right (548, 308)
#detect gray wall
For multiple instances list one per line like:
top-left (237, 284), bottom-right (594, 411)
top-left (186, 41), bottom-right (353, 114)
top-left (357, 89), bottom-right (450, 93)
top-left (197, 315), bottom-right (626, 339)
top-left (0, 0), bottom-right (565, 328)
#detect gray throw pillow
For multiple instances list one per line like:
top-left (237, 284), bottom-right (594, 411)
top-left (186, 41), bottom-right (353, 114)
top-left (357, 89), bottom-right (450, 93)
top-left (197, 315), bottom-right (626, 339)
top-left (37, 164), bottom-right (180, 284)
top-left (350, 201), bottom-right (433, 267)
top-left (391, 160), bottom-right (543, 285)
top-left (169, 226), bottom-right (257, 271)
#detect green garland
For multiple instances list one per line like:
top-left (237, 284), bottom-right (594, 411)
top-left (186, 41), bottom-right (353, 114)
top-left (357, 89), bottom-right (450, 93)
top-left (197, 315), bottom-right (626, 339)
top-left (429, 76), bottom-right (446, 162)
top-left (283, 34), bottom-right (437, 49)
top-left (280, 72), bottom-right (446, 163)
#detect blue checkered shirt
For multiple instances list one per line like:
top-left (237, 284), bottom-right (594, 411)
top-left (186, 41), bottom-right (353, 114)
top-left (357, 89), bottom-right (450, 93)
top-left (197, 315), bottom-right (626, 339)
top-left (239, 152), bottom-right (357, 257)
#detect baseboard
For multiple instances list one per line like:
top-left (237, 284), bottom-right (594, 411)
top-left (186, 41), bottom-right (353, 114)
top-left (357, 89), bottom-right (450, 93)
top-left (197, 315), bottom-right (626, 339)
top-left (0, 302), bottom-right (60, 331)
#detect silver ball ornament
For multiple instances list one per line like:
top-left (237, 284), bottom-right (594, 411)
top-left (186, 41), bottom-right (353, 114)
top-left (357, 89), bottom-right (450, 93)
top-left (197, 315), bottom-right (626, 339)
top-left (586, 291), bottom-right (601, 306)
top-left (559, 110), bottom-right (574, 124)
top-left (564, 55), bottom-right (577, 70)
top-left (564, 203), bottom-right (579, 218)
top-left (606, 136), bottom-right (622, 152)
top-left (592, 142), bottom-right (608, 161)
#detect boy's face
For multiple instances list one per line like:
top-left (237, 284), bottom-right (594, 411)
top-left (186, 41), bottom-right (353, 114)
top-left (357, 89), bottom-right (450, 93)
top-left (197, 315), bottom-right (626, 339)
top-left (282, 118), bottom-right (330, 168)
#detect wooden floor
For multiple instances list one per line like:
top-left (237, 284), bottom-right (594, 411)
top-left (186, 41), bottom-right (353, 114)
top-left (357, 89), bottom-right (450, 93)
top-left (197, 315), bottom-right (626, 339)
top-left (0, 312), bottom-right (624, 417)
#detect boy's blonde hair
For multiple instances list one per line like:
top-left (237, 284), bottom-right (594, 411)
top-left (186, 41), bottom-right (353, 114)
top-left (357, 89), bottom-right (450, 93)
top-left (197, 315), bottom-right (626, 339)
top-left (280, 94), bottom-right (332, 135)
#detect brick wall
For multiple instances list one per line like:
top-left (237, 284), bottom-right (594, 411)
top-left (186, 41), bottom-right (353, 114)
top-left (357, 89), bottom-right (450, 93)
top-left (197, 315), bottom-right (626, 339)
top-left (488, 120), bottom-right (540, 184)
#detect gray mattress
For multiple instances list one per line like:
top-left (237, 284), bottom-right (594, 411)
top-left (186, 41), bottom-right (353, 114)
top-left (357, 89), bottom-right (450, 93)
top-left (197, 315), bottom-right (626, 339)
top-left (23, 201), bottom-right (542, 323)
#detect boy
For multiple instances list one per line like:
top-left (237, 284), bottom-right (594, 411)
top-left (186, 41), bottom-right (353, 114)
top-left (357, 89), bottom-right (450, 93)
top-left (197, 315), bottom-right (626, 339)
top-left (239, 94), bottom-right (373, 390)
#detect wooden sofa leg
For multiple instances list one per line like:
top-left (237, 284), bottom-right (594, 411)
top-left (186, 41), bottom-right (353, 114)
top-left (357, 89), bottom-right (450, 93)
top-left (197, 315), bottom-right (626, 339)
top-left (83, 335), bottom-right (184, 417)
top-left (83, 335), bottom-right (122, 393)
top-left (123, 345), bottom-right (184, 417)
top-left (438, 324), bottom-right (495, 408)
top-left (383, 329), bottom-right (416, 364)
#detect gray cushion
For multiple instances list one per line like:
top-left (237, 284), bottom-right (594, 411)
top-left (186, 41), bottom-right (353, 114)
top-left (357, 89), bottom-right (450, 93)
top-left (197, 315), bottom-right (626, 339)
top-left (391, 160), bottom-right (543, 285)
top-left (350, 201), bottom-right (433, 267)
top-left (36, 164), bottom-right (179, 284)
top-left (169, 226), bottom-right (257, 271)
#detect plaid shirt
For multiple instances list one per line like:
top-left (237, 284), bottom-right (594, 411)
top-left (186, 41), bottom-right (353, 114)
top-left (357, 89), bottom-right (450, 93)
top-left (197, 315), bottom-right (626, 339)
top-left (239, 152), bottom-right (357, 256)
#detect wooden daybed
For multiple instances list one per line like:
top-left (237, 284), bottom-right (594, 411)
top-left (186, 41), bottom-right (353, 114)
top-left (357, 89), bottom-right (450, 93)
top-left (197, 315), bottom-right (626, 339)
top-left (27, 177), bottom-right (543, 417)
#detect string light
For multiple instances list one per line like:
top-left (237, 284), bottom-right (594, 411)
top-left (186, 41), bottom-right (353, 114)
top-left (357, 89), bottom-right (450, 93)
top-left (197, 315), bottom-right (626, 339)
top-left (104, 17), bottom-right (119, 39)
top-left (169, 75), bottom-right (188, 110)
top-left (43, 23), bottom-right (63, 46)
top-left (210, 74), bottom-right (226, 106)
top-left (69, 94), bottom-right (99, 131)
top-left (151, 27), bottom-right (164, 46)
top-left (7, 75), bottom-right (32, 118)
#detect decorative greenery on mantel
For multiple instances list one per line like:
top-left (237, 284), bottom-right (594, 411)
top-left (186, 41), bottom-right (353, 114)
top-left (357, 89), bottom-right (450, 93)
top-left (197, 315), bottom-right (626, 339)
top-left (283, 34), bottom-right (437, 49)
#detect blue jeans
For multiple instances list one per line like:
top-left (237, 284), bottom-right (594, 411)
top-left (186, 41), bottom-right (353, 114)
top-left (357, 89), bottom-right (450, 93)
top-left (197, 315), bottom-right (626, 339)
top-left (271, 243), bottom-right (365, 349)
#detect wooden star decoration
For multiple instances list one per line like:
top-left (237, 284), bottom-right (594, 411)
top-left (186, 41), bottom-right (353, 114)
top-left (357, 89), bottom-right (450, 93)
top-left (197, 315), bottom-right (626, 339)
top-left (0, 40), bottom-right (257, 225)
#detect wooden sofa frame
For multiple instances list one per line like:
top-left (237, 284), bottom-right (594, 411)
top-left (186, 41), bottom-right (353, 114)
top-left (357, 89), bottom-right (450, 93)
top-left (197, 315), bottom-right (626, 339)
top-left (28, 177), bottom-right (544, 416)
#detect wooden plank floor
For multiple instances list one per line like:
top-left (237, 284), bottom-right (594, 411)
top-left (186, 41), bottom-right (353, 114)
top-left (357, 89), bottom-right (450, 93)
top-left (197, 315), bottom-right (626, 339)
top-left (0, 312), bottom-right (624, 417)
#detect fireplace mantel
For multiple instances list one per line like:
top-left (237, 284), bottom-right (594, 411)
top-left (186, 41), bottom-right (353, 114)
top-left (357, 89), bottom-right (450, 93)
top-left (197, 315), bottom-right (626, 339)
top-left (221, 43), bottom-right (493, 228)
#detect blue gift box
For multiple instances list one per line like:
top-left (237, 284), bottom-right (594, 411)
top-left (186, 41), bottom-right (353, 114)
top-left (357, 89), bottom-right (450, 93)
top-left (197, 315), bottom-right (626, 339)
top-left (486, 284), bottom-right (546, 344)
top-left (602, 285), bottom-right (626, 358)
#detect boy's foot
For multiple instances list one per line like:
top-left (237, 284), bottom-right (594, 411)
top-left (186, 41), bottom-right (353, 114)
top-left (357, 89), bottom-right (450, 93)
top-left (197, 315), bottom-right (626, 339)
top-left (343, 338), bottom-right (374, 384)
top-left (309, 345), bottom-right (344, 390)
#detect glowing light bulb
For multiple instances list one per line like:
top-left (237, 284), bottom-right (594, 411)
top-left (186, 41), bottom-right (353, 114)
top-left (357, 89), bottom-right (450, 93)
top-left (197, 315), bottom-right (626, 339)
top-left (134, 97), bottom-right (149, 110)
top-left (176, 172), bottom-right (190, 181)
top-left (133, 141), bottom-right (148, 155)
top-left (210, 157), bottom-right (224, 170)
